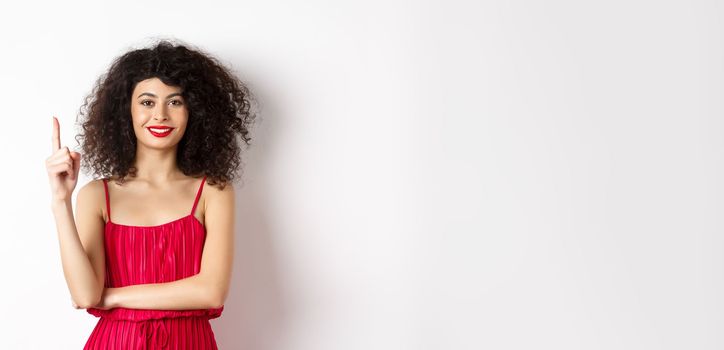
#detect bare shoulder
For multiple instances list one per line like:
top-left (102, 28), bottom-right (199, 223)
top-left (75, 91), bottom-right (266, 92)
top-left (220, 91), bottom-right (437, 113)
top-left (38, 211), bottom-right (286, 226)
top-left (203, 180), bottom-right (235, 204)
top-left (77, 179), bottom-right (106, 201)
top-left (202, 180), bottom-right (235, 219)
top-left (76, 179), bottom-right (106, 221)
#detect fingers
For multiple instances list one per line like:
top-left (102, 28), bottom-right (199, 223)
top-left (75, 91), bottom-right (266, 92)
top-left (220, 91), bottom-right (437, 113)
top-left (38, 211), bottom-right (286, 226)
top-left (47, 117), bottom-right (81, 181)
top-left (46, 146), bottom-right (71, 163)
top-left (46, 149), bottom-right (73, 172)
top-left (52, 116), bottom-right (60, 152)
top-left (48, 162), bottom-right (73, 176)
top-left (46, 149), bottom-right (82, 180)
top-left (69, 152), bottom-right (81, 181)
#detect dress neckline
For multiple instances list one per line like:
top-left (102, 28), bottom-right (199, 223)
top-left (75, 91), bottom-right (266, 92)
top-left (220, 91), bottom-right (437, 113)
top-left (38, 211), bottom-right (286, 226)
top-left (102, 175), bottom-right (208, 231)
top-left (106, 214), bottom-right (205, 230)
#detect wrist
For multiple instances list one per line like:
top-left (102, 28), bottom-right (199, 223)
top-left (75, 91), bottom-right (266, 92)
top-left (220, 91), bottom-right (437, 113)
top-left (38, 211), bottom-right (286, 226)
top-left (50, 198), bottom-right (71, 209)
top-left (106, 288), bottom-right (121, 308)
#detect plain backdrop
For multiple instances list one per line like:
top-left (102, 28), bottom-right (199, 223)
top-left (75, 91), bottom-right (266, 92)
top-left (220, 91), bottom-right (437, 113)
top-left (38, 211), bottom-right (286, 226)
top-left (0, 0), bottom-right (722, 349)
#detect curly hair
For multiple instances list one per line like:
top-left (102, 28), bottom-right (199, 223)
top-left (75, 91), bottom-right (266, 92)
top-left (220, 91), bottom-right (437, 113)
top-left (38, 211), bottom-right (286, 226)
top-left (74, 39), bottom-right (256, 190)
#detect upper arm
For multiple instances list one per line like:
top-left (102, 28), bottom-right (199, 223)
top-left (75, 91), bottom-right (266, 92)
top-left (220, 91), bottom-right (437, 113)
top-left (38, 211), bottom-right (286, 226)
top-left (74, 180), bottom-right (106, 295)
top-left (199, 181), bottom-right (235, 308)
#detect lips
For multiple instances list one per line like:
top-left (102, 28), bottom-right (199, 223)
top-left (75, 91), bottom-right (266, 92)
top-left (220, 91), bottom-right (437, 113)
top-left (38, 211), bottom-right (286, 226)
top-left (147, 126), bottom-right (174, 137)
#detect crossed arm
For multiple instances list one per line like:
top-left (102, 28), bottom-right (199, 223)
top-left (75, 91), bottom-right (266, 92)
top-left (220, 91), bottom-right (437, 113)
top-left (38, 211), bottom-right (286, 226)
top-left (91, 182), bottom-right (235, 311)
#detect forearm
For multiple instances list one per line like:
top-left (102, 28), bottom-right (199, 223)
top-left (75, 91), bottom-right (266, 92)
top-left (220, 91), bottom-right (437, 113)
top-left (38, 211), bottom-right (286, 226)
top-left (107, 274), bottom-right (221, 310)
top-left (52, 199), bottom-right (102, 308)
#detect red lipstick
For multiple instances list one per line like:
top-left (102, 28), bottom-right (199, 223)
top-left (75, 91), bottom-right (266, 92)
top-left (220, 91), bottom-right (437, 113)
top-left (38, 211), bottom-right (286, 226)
top-left (146, 125), bottom-right (174, 137)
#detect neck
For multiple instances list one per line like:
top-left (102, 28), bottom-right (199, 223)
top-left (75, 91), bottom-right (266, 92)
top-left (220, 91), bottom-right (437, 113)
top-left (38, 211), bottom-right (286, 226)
top-left (132, 144), bottom-right (183, 183)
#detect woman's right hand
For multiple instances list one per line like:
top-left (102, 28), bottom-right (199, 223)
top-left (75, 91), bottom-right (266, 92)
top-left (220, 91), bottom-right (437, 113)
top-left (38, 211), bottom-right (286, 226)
top-left (46, 116), bottom-right (82, 203)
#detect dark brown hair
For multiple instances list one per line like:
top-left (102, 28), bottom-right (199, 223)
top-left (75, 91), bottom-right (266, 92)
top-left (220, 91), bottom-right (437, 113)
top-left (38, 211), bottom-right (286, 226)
top-left (74, 39), bottom-right (256, 189)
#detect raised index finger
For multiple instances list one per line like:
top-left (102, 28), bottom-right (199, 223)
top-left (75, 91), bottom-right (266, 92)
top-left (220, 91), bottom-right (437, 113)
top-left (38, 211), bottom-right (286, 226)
top-left (52, 116), bottom-right (60, 152)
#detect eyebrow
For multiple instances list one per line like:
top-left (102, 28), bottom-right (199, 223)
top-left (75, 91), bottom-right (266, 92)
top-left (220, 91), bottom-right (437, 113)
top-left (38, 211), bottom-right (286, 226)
top-left (137, 92), bottom-right (183, 99)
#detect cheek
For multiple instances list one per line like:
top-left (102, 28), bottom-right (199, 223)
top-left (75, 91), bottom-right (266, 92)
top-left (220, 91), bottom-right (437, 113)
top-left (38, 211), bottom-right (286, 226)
top-left (130, 105), bottom-right (146, 123)
top-left (176, 110), bottom-right (189, 129)
top-left (176, 123), bottom-right (188, 136)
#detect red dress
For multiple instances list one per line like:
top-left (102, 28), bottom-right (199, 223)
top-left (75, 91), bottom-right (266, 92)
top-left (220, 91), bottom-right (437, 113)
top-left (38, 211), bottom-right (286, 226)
top-left (84, 175), bottom-right (224, 349)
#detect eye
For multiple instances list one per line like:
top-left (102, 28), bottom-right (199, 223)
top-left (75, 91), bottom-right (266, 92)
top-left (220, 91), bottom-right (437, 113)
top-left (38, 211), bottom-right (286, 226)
top-left (140, 100), bottom-right (153, 107)
top-left (170, 100), bottom-right (183, 106)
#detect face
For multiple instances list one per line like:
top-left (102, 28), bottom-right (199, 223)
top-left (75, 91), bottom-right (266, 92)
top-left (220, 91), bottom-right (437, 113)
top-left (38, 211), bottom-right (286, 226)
top-left (130, 77), bottom-right (188, 150)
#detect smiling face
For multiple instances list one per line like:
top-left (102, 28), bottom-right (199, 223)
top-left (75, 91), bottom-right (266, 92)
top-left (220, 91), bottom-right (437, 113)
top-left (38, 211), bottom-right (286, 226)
top-left (130, 77), bottom-right (188, 150)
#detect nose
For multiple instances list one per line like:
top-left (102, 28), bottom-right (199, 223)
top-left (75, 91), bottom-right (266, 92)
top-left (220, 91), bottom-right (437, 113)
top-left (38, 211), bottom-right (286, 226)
top-left (152, 112), bottom-right (168, 121)
top-left (152, 101), bottom-right (170, 121)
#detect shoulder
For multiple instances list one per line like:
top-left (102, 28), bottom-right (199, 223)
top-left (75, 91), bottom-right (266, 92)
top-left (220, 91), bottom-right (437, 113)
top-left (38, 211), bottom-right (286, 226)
top-left (201, 180), bottom-right (235, 231)
top-left (76, 179), bottom-right (108, 217)
top-left (203, 180), bottom-right (235, 202)
top-left (202, 180), bottom-right (235, 213)
top-left (78, 179), bottom-right (106, 200)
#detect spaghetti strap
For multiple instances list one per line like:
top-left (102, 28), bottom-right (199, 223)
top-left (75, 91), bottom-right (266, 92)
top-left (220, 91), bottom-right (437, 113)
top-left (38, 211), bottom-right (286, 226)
top-left (102, 178), bottom-right (111, 223)
top-left (191, 175), bottom-right (207, 216)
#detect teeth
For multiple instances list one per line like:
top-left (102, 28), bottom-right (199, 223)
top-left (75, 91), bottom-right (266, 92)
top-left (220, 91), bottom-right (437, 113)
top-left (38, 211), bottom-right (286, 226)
top-left (149, 128), bottom-right (171, 133)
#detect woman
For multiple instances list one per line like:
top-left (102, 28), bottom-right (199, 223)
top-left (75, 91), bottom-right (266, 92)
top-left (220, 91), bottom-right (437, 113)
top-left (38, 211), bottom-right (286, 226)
top-left (45, 39), bottom-right (255, 349)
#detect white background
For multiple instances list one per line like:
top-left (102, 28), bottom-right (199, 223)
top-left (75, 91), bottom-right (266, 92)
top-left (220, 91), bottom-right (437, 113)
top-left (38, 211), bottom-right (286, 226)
top-left (0, 0), bottom-right (722, 349)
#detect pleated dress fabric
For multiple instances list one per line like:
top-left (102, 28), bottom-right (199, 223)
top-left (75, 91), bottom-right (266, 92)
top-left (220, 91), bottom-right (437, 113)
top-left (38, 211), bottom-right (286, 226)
top-left (84, 175), bottom-right (224, 349)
